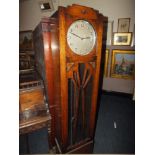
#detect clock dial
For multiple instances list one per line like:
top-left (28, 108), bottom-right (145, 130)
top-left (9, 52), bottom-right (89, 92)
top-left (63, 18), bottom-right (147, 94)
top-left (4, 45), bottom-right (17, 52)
top-left (67, 20), bottom-right (96, 55)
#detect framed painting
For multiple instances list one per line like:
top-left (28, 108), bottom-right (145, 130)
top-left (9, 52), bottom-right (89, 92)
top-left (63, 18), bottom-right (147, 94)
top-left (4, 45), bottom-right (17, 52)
top-left (104, 49), bottom-right (109, 77)
top-left (131, 24), bottom-right (135, 47)
top-left (110, 50), bottom-right (135, 79)
top-left (19, 30), bottom-right (33, 50)
top-left (103, 20), bottom-right (113, 45)
top-left (113, 32), bottom-right (132, 46)
top-left (117, 18), bottom-right (130, 32)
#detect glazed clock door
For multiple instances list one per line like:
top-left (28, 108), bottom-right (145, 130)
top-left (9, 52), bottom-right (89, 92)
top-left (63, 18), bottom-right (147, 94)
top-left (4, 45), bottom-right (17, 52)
top-left (67, 20), bottom-right (96, 55)
top-left (58, 4), bottom-right (105, 152)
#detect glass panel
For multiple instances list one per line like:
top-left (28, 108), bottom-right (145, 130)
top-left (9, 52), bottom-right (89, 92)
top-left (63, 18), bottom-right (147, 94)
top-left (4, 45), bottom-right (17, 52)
top-left (68, 63), bottom-right (93, 146)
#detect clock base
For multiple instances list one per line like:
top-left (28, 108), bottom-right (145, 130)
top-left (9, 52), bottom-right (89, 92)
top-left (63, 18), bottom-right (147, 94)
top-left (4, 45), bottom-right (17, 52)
top-left (55, 139), bottom-right (94, 154)
top-left (67, 140), bottom-right (94, 154)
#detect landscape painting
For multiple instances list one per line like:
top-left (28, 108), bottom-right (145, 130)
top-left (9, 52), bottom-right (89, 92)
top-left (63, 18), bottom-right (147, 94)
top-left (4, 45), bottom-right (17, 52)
top-left (111, 50), bottom-right (135, 79)
top-left (113, 32), bottom-right (132, 45)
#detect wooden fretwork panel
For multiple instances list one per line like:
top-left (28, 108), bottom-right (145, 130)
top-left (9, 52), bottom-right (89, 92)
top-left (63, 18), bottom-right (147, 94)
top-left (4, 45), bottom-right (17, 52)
top-left (67, 62), bottom-right (95, 145)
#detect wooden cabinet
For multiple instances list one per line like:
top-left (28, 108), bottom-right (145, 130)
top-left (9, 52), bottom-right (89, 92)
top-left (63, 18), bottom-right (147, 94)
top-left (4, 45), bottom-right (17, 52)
top-left (19, 71), bottom-right (51, 135)
top-left (19, 31), bottom-right (52, 152)
top-left (19, 52), bottom-right (35, 72)
top-left (33, 4), bottom-right (106, 153)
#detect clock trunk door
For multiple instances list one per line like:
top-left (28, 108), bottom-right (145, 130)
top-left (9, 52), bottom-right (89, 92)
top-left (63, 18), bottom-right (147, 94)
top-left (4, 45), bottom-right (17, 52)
top-left (67, 62), bottom-right (95, 145)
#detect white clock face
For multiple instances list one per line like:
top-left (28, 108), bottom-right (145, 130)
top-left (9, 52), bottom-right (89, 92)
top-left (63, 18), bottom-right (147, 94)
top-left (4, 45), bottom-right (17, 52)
top-left (67, 20), bottom-right (96, 55)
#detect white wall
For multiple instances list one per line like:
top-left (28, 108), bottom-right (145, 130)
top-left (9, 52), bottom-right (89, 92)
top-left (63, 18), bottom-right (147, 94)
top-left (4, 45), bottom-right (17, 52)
top-left (20, 0), bottom-right (135, 32)
top-left (59, 0), bottom-right (135, 32)
top-left (19, 0), bottom-right (59, 31)
top-left (19, 0), bottom-right (135, 94)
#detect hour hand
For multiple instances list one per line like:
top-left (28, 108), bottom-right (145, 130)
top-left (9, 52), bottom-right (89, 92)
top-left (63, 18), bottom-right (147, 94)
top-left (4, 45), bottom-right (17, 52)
top-left (70, 32), bottom-right (83, 39)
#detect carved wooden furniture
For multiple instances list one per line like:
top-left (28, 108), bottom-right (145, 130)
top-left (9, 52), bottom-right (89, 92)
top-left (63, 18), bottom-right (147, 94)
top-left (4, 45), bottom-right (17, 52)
top-left (19, 71), bottom-right (51, 140)
top-left (33, 4), bottom-right (106, 153)
top-left (19, 30), bottom-right (52, 152)
top-left (19, 52), bottom-right (35, 72)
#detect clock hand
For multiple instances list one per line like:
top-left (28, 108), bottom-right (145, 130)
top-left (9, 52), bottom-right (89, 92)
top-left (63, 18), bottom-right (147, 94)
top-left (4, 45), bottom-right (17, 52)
top-left (82, 36), bottom-right (91, 40)
top-left (70, 32), bottom-right (83, 39)
top-left (70, 32), bottom-right (91, 40)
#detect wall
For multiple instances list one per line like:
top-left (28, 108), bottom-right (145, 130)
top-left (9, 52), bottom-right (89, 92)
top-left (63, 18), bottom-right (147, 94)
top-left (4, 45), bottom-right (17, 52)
top-left (59, 0), bottom-right (135, 32)
top-left (19, 0), bottom-right (135, 94)
top-left (19, 0), bottom-right (59, 31)
top-left (20, 0), bottom-right (135, 32)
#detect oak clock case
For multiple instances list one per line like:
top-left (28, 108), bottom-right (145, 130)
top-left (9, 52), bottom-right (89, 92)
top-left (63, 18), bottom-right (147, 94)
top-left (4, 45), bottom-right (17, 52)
top-left (58, 5), bottom-right (105, 153)
top-left (33, 4), bottom-right (105, 154)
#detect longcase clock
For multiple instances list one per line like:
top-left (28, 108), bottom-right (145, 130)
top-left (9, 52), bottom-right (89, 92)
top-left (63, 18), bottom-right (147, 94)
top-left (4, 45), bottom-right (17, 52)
top-left (33, 4), bottom-right (106, 154)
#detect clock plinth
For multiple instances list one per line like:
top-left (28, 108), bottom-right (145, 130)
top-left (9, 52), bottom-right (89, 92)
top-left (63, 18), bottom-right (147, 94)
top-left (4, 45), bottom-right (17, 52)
top-left (33, 4), bottom-right (107, 153)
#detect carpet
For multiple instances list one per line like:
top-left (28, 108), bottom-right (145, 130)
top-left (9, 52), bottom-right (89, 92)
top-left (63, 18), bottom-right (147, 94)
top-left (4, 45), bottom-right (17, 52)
top-left (93, 92), bottom-right (135, 153)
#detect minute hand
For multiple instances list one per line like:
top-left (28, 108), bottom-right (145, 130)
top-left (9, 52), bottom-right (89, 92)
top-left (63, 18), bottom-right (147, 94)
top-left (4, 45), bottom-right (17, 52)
top-left (82, 36), bottom-right (91, 40)
top-left (70, 32), bottom-right (83, 39)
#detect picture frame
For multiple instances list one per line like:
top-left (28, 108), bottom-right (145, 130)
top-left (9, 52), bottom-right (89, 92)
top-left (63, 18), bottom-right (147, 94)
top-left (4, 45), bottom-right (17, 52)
top-left (104, 49), bottom-right (110, 77)
top-left (131, 24), bottom-right (135, 47)
top-left (113, 32), bottom-right (132, 46)
top-left (103, 20), bottom-right (113, 46)
top-left (19, 30), bottom-right (33, 50)
top-left (117, 18), bottom-right (130, 32)
top-left (110, 50), bottom-right (135, 79)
